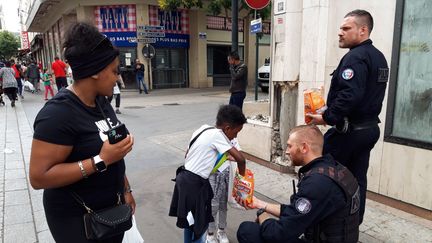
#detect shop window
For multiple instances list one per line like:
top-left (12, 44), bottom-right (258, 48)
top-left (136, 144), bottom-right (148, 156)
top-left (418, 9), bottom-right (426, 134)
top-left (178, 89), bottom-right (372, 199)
top-left (385, 0), bottom-right (432, 149)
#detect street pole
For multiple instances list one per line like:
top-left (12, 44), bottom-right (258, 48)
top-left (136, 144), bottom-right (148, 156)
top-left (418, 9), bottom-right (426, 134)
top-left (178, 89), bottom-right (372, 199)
top-left (231, 0), bottom-right (238, 53)
top-left (254, 11), bottom-right (260, 101)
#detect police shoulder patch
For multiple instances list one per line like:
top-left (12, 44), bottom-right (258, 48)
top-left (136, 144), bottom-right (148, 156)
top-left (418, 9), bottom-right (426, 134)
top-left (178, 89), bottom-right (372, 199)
top-left (341, 68), bottom-right (354, 80)
top-left (295, 197), bottom-right (312, 214)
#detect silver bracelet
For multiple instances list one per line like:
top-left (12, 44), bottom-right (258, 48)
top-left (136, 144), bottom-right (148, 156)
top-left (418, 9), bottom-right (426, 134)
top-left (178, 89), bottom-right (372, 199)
top-left (78, 160), bottom-right (88, 178)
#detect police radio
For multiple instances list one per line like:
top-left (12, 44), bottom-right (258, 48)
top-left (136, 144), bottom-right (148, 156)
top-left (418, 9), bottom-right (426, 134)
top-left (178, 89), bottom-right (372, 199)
top-left (96, 97), bottom-right (128, 144)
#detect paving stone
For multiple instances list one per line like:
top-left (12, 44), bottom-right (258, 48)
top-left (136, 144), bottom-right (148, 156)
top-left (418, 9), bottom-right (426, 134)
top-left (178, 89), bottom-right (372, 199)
top-left (34, 209), bottom-right (49, 232)
top-left (5, 160), bottom-right (25, 169)
top-left (4, 204), bottom-right (33, 225)
top-left (5, 169), bottom-right (26, 179)
top-left (30, 193), bottom-right (44, 212)
top-left (5, 190), bottom-right (30, 206)
top-left (38, 229), bottom-right (55, 243)
top-left (5, 178), bottom-right (28, 191)
top-left (4, 222), bottom-right (36, 243)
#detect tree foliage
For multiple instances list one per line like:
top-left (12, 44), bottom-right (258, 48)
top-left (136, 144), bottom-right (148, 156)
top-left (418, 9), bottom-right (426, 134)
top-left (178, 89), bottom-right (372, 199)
top-left (158, 0), bottom-right (271, 20)
top-left (0, 31), bottom-right (19, 60)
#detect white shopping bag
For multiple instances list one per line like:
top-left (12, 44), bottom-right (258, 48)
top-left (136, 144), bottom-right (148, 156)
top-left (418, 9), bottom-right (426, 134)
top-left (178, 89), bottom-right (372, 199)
top-left (228, 161), bottom-right (246, 210)
top-left (122, 216), bottom-right (144, 243)
top-left (24, 80), bottom-right (35, 91)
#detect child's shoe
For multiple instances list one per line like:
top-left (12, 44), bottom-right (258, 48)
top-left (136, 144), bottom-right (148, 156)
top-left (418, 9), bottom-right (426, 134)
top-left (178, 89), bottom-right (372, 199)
top-left (217, 229), bottom-right (229, 243)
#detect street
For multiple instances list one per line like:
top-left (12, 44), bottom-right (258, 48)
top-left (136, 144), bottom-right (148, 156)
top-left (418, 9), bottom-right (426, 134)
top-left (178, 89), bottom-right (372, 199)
top-left (20, 87), bottom-right (269, 243)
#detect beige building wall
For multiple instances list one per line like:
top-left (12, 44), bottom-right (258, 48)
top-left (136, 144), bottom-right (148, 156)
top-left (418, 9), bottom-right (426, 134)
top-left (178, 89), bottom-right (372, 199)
top-left (189, 10), bottom-right (210, 88)
top-left (278, 0), bottom-right (432, 209)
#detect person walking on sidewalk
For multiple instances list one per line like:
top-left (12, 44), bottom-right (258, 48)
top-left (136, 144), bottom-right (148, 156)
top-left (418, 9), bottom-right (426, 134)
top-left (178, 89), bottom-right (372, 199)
top-left (134, 59), bottom-right (148, 94)
top-left (41, 69), bottom-right (54, 100)
top-left (108, 71), bottom-right (125, 114)
top-left (169, 105), bottom-right (248, 243)
top-left (11, 60), bottom-right (24, 99)
top-left (27, 60), bottom-right (41, 93)
top-left (0, 61), bottom-right (18, 107)
top-left (52, 56), bottom-right (68, 91)
top-left (29, 22), bottom-right (136, 243)
top-left (306, 9), bottom-right (388, 224)
top-left (228, 52), bottom-right (248, 110)
top-left (237, 125), bottom-right (360, 243)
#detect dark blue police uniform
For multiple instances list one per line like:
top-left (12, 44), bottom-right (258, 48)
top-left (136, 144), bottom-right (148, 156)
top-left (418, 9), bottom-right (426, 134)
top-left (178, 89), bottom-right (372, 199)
top-left (237, 154), bottom-right (359, 243)
top-left (322, 39), bottom-right (389, 223)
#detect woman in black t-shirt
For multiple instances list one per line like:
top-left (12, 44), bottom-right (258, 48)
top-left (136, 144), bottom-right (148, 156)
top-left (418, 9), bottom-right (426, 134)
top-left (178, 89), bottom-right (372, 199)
top-left (30, 23), bottom-right (136, 243)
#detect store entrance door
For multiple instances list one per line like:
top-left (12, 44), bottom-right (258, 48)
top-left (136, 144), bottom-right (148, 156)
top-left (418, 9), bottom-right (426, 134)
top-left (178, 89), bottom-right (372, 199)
top-left (208, 45), bottom-right (231, 86)
top-left (118, 47), bottom-right (137, 89)
top-left (151, 48), bottom-right (188, 89)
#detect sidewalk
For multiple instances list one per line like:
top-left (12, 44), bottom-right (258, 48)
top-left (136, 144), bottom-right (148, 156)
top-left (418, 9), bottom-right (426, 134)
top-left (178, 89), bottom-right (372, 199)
top-left (0, 102), bottom-right (54, 242)
top-left (1, 92), bottom-right (431, 243)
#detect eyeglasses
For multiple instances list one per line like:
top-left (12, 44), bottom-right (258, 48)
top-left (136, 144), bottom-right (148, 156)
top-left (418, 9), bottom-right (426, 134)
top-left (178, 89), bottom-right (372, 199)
top-left (90, 34), bottom-right (113, 53)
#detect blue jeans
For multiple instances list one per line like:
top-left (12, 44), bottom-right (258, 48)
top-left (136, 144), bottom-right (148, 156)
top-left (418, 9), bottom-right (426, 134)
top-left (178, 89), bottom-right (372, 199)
top-left (184, 228), bottom-right (206, 243)
top-left (136, 74), bottom-right (148, 93)
top-left (229, 91), bottom-right (246, 110)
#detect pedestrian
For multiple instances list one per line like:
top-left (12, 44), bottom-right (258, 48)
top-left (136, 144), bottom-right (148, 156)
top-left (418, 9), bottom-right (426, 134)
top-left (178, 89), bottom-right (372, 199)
top-left (206, 138), bottom-right (241, 243)
top-left (0, 61), bottom-right (4, 106)
top-left (306, 9), bottom-right (389, 224)
top-left (11, 60), bottom-right (24, 99)
top-left (41, 69), bottom-right (54, 100)
top-left (27, 60), bottom-right (41, 93)
top-left (29, 22), bottom-right (136, 243)
top-left (237, 125), bottom-right (360, 243)
top-left (134, 58), bottom-right (148, 94)
top-left (169, 105), bottom-right (248, 243)
top-left (0, 61), bottom-right (18, 107)
top-left (227, 52), bottom-right (248, 110)
top-left (108, 71), bottom-right (125, 114)
top-left (51, 56), bottom-right (68, 91)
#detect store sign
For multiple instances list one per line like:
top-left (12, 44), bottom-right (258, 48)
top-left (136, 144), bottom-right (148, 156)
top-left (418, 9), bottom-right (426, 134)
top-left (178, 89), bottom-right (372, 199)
top-left (95, 5), bottom-right (137, 47)
top-left (21, 31), bottom-right (29, 49)
top-left (149, 5), bottom-right (190, 48)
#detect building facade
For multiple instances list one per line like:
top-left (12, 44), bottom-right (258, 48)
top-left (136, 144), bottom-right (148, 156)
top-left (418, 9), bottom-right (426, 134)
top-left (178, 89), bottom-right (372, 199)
top-left (24, 0), bottom-right (271, 89)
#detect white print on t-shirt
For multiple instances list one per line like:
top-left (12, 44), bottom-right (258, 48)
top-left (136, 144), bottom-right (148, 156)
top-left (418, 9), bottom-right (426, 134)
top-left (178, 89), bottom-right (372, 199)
top-left (94, 118), bottom-right (120, 142)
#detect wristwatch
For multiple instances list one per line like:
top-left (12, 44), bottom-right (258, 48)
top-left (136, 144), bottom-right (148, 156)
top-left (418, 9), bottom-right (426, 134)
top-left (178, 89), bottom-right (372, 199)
top-left (92, 155), bottom-right (107, 173)
top-left (256, 208), bottom-right (266, 217)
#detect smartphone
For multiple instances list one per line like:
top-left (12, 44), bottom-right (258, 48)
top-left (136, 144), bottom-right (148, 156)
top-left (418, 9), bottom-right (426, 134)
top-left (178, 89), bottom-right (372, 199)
top-left (107, 123), bottom-right (128, 144)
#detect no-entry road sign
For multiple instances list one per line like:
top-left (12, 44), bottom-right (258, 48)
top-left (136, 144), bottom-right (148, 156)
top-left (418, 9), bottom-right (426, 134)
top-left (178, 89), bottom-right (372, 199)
top-left (244, 0), bottom-right (270, 10)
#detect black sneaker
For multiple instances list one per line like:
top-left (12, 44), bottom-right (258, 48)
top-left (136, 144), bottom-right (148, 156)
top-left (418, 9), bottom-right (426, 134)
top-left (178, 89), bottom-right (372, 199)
top-left (11, 101), bottom-right (15, 107)
top-left (115, 109), bottom-right (122, 114)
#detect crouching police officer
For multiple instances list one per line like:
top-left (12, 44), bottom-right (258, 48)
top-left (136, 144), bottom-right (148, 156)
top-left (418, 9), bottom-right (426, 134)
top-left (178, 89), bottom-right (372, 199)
top-left (307, 9), bottom-right (389, 224)
top-left (237, 125), bottom-right (360, 243)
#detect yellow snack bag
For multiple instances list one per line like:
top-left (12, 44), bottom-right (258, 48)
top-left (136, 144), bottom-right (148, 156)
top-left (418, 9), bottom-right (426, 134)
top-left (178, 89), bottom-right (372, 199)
top-left (304, 88), bottom-right (326, 124)
top-left (232, 169), bottom-right (254, 207)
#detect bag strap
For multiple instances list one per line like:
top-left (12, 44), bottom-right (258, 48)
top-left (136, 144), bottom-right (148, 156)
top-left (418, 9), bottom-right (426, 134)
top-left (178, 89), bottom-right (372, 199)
top-left (189, 127), bottom-right (215, 149)
top-left (70, 191), bottom-right (94, 213)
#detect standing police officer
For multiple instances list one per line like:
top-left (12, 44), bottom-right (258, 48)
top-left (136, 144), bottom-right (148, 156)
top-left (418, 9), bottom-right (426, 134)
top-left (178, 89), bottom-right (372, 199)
top-left (237, 125), bottom-right (360, 243)
top-left (307, 9), bottom-right (389, 224)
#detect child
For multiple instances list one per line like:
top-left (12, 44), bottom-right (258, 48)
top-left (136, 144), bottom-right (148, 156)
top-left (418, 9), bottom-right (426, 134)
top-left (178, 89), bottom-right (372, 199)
top-left (42, 69), bottom-right (54, 100)
top-left (206, 138), bottom-right (241, 243)
top-left (169, 105), bottom-right (248, 243)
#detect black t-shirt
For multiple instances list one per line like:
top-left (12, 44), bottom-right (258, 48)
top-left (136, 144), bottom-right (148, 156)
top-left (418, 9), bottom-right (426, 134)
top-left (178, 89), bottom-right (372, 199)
top-left (33, 89), bottom-right (126, 216)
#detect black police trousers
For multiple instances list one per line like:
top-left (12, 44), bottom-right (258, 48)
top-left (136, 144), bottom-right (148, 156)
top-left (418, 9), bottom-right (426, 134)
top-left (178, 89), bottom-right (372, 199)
top-left (237, 221), bottom-right (305, 243)
top-left (323, 126), bottom-right (380, 224)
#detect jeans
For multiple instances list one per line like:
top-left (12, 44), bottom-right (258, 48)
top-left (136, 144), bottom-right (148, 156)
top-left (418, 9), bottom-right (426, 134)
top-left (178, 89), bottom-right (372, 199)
top-left (229, 91), bottom-right (246, 110)
top-left (136, 74), bottom-right (148, 93)
top-left (16, 78), bottom-right (23, 96)
top-left (184, 228), bottom-right (206, 243)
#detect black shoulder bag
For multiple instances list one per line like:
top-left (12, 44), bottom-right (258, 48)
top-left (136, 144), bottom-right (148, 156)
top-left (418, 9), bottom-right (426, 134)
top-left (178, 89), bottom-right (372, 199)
top-left (70, 192), bottom-right (132, 240)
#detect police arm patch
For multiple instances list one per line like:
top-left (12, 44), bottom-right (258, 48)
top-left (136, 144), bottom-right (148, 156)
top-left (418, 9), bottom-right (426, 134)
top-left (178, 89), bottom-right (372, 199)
top-left (341, 68), bottom-right (354, 80)
top-left (295, 197), bottom-right (312, 214)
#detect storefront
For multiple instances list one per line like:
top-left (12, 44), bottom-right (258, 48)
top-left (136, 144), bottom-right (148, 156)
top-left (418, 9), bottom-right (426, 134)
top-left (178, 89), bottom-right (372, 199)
top-left (95, 5), bottom-right (138, 89)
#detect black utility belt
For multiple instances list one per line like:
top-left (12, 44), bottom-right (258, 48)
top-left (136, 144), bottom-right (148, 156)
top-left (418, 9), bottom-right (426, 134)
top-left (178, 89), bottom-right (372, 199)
top-left (335, 118), bottom-right (378, 133)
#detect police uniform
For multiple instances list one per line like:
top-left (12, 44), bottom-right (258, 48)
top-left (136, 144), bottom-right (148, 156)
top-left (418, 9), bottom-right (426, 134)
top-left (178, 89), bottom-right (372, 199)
top-left (322, 39), bottom-right (388, 223)
top-left (237, 154), bottom-right (359, 243)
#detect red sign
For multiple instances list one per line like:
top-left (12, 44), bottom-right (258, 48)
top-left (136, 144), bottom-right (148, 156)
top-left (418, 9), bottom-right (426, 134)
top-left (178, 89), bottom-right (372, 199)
top-left (21, 31), bottom-right (29, 49)
top-left (244, 0), bottom-right (270, 10)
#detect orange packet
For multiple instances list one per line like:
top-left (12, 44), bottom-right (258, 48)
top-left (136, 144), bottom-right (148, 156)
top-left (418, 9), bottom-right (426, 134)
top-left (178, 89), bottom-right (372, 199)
top-left (232, 169), bottom-right (254, 207)
top-left (304, 88), bottom-right (326, 124)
